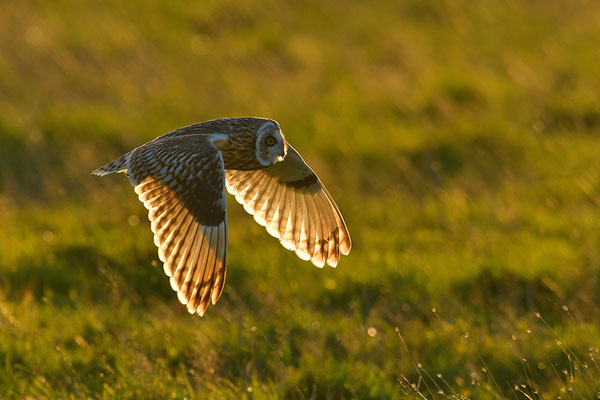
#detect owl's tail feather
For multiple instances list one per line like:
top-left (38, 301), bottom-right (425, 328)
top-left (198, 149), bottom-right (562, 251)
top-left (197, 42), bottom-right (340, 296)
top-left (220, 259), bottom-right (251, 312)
top-left (92, 152), bottom-right (132, 176)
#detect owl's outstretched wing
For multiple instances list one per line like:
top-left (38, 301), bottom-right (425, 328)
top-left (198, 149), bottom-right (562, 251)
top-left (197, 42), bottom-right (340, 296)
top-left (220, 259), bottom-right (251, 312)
top-left (125, 135), bottom-right (227, 316)
top-left (225, 144), bottom-right (351, 268)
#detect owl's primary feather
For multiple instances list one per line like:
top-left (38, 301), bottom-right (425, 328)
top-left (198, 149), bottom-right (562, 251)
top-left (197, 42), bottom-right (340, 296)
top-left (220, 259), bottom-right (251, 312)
top-left (93, 117), bottom-right (351, 316)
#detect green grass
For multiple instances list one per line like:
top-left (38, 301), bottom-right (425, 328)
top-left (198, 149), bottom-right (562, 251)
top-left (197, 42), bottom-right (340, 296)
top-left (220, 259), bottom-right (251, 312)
top-left (2, 0), bottom-right (600, 398)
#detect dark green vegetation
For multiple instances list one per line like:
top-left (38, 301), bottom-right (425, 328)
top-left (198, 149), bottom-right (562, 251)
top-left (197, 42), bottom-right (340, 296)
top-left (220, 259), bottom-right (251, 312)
top-left (2, 0), bottom-right (600, 398)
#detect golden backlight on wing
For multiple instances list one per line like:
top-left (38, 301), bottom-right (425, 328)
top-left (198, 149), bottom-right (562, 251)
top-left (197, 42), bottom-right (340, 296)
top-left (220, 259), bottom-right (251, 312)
top-left (93, 117), bottom-right (351, 316)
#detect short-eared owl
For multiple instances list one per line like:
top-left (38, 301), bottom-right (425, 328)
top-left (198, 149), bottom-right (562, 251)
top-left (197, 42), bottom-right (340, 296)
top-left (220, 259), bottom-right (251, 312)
top-left (93, 117), bottom-right (351, 316)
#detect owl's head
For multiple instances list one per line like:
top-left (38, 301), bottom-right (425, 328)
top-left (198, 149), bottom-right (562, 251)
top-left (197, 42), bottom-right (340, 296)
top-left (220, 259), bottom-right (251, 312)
top-left (255, 120), bottom-right (287, 167)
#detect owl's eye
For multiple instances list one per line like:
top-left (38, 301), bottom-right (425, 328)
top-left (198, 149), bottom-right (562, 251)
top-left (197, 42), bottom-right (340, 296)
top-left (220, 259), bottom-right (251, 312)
top-left (266, 136), bottom-right (276, 146)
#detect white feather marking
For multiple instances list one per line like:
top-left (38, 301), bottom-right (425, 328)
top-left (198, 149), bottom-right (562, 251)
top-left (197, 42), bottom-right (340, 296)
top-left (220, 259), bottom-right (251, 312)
top-left (209, 133), bottom-right (229, 146)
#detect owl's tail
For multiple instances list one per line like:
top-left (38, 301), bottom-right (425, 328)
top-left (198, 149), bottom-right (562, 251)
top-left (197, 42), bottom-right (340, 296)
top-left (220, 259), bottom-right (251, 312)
top-left (92, 151), bottom-right (132, 176)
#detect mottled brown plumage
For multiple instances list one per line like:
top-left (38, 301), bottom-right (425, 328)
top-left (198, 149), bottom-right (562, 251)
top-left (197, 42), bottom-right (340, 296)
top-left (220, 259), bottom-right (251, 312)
top-left (93, 117), bottom-right (351, 316)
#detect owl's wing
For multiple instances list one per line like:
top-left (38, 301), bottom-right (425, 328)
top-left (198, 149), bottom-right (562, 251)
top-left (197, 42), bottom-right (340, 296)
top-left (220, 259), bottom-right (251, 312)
top-left (225, 144), bottom-right (351, 267)
top-left (127, 134), bottom-right (228, 316)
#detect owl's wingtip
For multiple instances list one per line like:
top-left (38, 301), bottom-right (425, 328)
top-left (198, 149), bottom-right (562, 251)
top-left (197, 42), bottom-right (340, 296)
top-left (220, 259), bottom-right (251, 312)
top-left (341, 239), bottom-right (352, 256)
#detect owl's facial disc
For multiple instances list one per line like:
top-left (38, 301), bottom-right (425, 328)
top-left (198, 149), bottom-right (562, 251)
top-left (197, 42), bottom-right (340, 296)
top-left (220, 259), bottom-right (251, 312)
top-left (256, 121), bottom-right (287, 167)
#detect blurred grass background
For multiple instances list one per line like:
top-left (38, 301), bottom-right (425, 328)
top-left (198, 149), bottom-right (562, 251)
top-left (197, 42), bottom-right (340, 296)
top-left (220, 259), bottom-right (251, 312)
top-left (2, 0), bottom-right (600, 398)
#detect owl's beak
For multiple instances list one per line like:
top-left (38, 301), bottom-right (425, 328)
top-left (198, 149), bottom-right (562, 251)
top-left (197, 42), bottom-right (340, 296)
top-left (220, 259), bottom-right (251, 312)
top-left (277, 141), bottom-right (288, 163)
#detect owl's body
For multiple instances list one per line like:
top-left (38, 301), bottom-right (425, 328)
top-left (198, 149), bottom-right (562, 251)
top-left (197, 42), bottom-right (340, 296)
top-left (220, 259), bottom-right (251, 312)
top-left (94, 117), bottom-right (351, 316)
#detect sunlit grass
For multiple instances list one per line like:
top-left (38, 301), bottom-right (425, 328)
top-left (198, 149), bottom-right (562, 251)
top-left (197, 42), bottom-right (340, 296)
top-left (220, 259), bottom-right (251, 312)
top-left (2, 0), bottom-right (600, 398)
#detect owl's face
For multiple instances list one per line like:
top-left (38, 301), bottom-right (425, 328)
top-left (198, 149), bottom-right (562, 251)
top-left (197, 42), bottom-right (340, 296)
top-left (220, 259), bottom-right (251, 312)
top-left (255, 121), bottom-right (287, 167)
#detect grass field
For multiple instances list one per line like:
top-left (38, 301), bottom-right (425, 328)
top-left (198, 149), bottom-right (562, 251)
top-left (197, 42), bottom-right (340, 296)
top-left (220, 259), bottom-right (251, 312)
top-left (2, 0), bottom-right (600, 398)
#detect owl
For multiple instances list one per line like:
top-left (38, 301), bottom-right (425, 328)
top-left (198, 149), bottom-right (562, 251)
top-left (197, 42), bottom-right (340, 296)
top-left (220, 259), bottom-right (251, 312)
top-left (93, 117), bottom-right (351, 316)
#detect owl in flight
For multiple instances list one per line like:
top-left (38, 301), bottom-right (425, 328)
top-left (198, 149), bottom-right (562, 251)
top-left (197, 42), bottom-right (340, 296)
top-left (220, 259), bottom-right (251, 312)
top-left (93, 117), bottom-right (351, 316)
